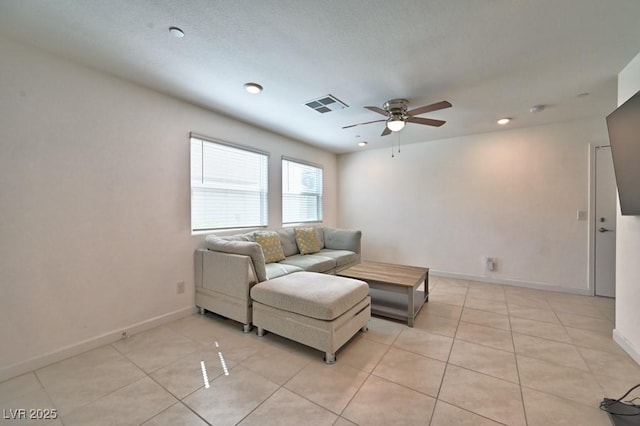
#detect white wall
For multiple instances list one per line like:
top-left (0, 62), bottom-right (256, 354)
top-left (613, 51), bottom-right (640, 364)
top-left (0, 37), bottom-right (337, 380)
top-left (338, 118), bottom-right (608, 293)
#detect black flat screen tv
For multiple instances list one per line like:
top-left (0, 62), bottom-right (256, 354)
top-left (606, 89), bottom-right (640, 216)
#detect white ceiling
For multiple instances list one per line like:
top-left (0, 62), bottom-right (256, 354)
top-left (2, 0), bottom-right (640, 153)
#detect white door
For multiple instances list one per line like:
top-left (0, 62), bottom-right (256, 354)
top-left (594, 146), bottom-right (616, 298)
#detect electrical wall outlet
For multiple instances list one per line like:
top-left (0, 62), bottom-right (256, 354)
top-left (176, 281), bottom-right (185, 294)
top-left (485, 257), bottom-right (496, 272)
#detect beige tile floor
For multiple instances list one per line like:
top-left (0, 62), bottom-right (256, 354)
top-left (1, 276), bottom-right (637, 425)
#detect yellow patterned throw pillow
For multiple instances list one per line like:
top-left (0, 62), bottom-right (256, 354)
top-left (295, 227), bottom-right (321, 255)
top-left (254, 231), bottom-right (286, 263)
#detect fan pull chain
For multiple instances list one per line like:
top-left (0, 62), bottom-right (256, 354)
top-left (391, 132), bottom-right (400, 158)
top-left (391, 131), bottom-right (400, 158)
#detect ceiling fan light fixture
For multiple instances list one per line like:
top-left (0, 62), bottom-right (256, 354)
top-left (244, 82), bottom-right (263, 94)
top-left (343, 98), bottom-right (451, 136)
top-left (169, 27), bottom-right (184, 38)
top-left (387, 119), bottom-right (405, 132)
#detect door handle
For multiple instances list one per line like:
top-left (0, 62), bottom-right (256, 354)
top-left (598, 227), bottom-right (613, 233)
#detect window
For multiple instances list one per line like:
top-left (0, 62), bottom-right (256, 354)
top-left (282, 158), bottom-right (323, 224)
top-left (190, 135), bottom-right (268, 232)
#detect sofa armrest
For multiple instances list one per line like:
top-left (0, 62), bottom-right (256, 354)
top-left (205, 234), bottom-right (267, 282)
top-left (195, 249), bottom-right (258, 301)
top-left (323, 227), bottom-right (362, 254)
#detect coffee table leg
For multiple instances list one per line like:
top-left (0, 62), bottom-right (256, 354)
top-left (425, 273), bottom-right (429, 302)
top-left (407, 287), bottom-right (415, 327)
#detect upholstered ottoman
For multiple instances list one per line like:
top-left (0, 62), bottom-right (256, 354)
top-left (250, 271), bottom-right (371, 364)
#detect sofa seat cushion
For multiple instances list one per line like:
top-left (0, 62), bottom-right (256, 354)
top-left (265, 263), bottom-right (303, 280)
top-left (279, 254), bottom-right (336, 273)
top-left (317, 249), bottom-right (358, 267)
top-left (250, 272), bottom-right (369, 320)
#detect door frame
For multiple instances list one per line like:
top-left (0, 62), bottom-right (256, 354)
top-left (588, 144), bottom-right (596, 296)
top-left (588, 143), bottom-right (615, 297)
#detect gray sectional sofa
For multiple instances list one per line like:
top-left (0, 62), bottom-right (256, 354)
top-left (194, 226), bottom-right (362, 332)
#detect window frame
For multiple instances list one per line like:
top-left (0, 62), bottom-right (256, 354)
top-left (190, 133), bottom-right (269, 233)
top-left (281, 156), bottom-right (324, 226)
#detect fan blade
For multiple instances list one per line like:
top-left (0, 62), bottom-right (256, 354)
top-left (406, 116), bottom-right (446, 127)
top-left (381, 126), bottom-right (392, 136)
top-left (407, 100), bottom-right (452, 116)
top-left (342, 119), bottom-right (387, 129)
top-left (365, 106), bottom-right (390, 116)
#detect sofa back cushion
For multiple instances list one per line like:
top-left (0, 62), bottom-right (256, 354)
top-left (315, 227), bottom-right (325, 249)
top-left (255, 231), bottom-right (286, 263)
top-left (276, 228), bottom-right (299, 257)
top-left (324, 227), bottom-right (361, 253)
top-left (222, 233), bottom-right (255, 242)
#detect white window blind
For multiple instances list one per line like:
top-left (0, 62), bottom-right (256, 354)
top-left (282, 158), bottom-right (323, 224)
top-left (191, 136), bottom-right (268, 231)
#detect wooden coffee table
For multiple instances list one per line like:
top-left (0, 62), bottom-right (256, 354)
top-left (337, 261), bottom-right (429, 327)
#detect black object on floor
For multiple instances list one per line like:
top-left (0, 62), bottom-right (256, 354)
top-left (604, 400), bottom-right (640, 425)
top-left (601, 384), bottom-right (640, 425)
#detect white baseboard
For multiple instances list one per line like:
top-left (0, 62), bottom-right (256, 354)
top-left (0, 306), bottom-right (196, 382)
top-left (429, 270), bottom-right (591, 296)
top-left (613, 329), bottom-right (640, 366)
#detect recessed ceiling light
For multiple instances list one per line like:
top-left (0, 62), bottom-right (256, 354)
top-left (244, 83), bottom-right (263, 94)
top-left (358, 141), bottom-right (368, 147)
top-left (497, 118), bottom-right (511, 125)
top-left (169, 27), bottom-right (184, 38)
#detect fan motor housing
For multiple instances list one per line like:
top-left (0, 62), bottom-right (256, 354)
top-left (383, 98), bottom-right (409, 114)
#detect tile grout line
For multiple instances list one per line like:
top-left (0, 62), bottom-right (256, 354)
top-left (428, 279), bottom-right (469, 426)
top-left (114, 321), bottom-right (254, 425)
top-left (38, 343), bottom-right (155, 423)
top-left (334, 329), bottom-right (395, 423)
top-left (507, 295), bottom-right (529, 426)
top-left (430, 279), bottom-right (522, 426)
top-left (514, 294), bottom-right (616, 417)
top-left (551, 303), bottom-right (611, 401)
top-left (232, 378), bottom-right (281, 425)
top-left (144, 359), bottom-right (212, 425)
top-left (31, 368), bottom-right (59, 424)
top-left (235, 342), bottom-right (325, 424)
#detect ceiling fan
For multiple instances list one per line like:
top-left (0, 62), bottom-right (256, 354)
top-left (343, 98), bottom-right (452, 136)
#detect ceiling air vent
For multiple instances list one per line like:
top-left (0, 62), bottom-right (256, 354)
top-left (304, 94), bottom-right (348, 113)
